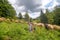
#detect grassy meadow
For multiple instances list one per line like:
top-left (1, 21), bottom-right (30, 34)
top-left (0, 21), bottom-right (60, 40)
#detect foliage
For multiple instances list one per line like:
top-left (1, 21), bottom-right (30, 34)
top-left (40, 10), bottom-right (48, 23)
top-left (39, 7), bottom-right (60, 25)
top-left (53, 6), bottom-right (60, 25)
top-left (18, 13), bottom-right (23, 19)
top-left (0, 21), bottom-right (60, 40)
top-left (24, 12), bottom-right (30, 22)
top-left (45, 9), bottom-right (55, 24)
top-left (0, 0), bottom-right (16, 18)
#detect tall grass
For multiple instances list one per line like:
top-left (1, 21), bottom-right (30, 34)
top-left (0, 22), bottom-right (60, 40)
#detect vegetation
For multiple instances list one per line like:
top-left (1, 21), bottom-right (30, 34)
top-left (38, 6), bottom-right (60, 25)
top-left (18, 13), bottom-right (23, 19)
top-left (40, 10), bottom-right (48, 24)
top-left (0, 21), bottom-right (60, 40)
top-left (45, 9), bottom-right (55, 24)
top-left (53, 6), bottom-right (60, 25)
top-left (0, 0), bottom-right (16, 19)
top-left (0, 0), bottom-right (60, 40)
top-left (24, 12), bottom-right (30, 22)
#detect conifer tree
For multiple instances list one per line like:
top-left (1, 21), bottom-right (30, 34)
top-left (18, 13), bottom-right (22, 19)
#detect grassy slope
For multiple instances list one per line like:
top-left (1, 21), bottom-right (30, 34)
top-left (0, 22), bottom-right (60, 40)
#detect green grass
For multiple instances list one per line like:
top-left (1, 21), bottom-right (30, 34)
top-left (0, 21), bottom-right (60, 40)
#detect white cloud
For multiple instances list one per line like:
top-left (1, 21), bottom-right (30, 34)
top-left (42, 0), bottom-right (52, 6)
top-left (29, 12), bottom-right (40, 19)
top-left (8, 0), bottom-right (57, 12)
top-left (8, 0), bottom-right (58, 18)
top-left (8, 0), bottom-right (16, 4)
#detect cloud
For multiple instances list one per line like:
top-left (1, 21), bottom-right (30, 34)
top-left (45, 0), bottom-right (57, 9)
top-left (16, 0), bottom-right (41, 12)
top-left (8, 0), bottom-right (58, 13)
top-left (8, 0), bottom-right (16, 4)
top-left (29, 12), bottom-right (40, 19)
top-left (8, 0), bottom-right (59, 18)
top-left (42, 0), bottom-right (52, 6)
top-left (56, 0), bottom-right (60, 6)
top-left (15, 0), bottom-right (58, 12)
top-left (56, 0), bottom-right (60, 3)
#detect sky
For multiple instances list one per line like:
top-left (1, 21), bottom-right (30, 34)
top-left (8, 0), bottom-right (59, 18)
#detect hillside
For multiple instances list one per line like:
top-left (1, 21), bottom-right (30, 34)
top-left (0, 21), bottom-right (60, 40)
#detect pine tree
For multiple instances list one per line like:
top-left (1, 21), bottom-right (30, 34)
top-left (45, 9), bottom-right (55, 24)
top-left (24, 12), bottom-right (30, 22)
top-left (18, 13), bottom-right (22, 19)
top-left (53, 6), bottom-right (60, 25)
top-left (40, 9), bottom-right (48, 23)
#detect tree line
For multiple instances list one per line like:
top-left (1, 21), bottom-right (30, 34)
top-left (0, 0), bottom-right (60, 25)
top-left (18, 6), bottom-right (60, 26)
top-left (40, 6), bottom-right (60, 25)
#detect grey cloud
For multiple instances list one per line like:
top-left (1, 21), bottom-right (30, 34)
top-left (16, 0), bottom-right (41, 12)
top-left (56, 0), bottom-right (60, 3)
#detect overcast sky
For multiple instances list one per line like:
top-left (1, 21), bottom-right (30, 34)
top-left (8, 0), bottom-right (59, 18)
